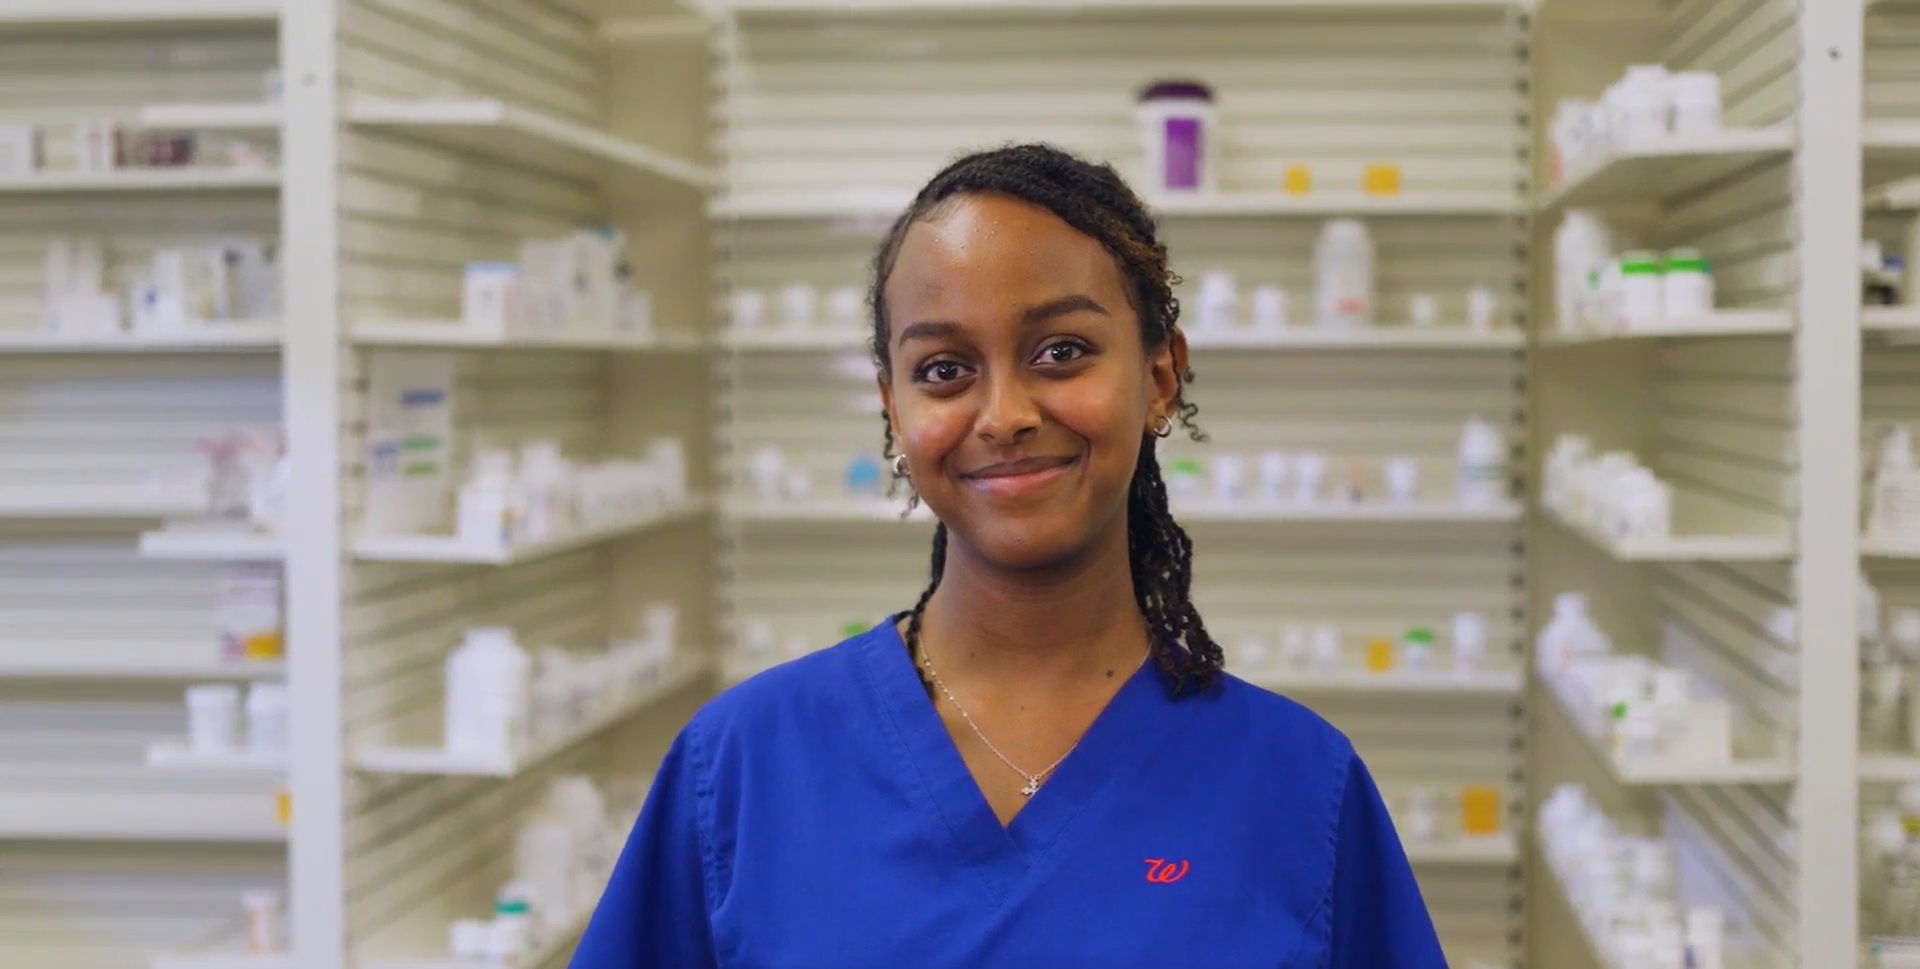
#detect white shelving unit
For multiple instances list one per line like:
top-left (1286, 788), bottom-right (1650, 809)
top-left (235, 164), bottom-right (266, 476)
top-left (1537, 310), bottom-right (1794, 346)
top-left (352, 499), bottom-right (707, 565)
top-left (0, 168), bottom-right (281, 192)
top-left (1542, 504), bottom-right (1795, 563)
top-left (1534, 126), bottom-right (1796, 212)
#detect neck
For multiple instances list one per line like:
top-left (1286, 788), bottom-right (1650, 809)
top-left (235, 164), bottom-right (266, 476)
top-left (918, 518), bottom-right (1148, 689)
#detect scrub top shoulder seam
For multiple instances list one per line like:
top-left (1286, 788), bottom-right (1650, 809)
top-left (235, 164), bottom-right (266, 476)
top-left (1293, 739), bottom-right (1358, 969)
top-left (685, 713), bottom-right (728, 920)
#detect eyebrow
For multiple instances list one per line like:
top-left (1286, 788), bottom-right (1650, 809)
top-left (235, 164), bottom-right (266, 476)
top-left (894, 294), bottom-right (1111, 349)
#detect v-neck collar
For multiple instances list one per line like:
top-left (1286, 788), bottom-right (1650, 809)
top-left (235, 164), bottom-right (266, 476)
top-left (856, 618), bottom-right (1180, 906)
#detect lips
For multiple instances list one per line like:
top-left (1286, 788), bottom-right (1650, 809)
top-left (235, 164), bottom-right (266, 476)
top-left (960, 455), bottom-right (1078, 499)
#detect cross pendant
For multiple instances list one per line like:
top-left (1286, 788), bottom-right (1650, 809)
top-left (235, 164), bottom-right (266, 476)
top-left (1019, 778), bottom-right (1039, 797)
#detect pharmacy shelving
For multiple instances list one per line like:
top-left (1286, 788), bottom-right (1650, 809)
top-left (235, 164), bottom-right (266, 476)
top-left (145, 744), bottom-right (288, 774)
top-left (694, 0), bottom-right (1520, 14)
top-left (0, 0), bottom-right (278, 26)
top-left (0, 494), bottom-right (209, 520)
top-left (724, 327), bottom-right (1524, 353)
top-left (152, 952), bottom-right (291, 969)
top-left (0, 324), bottom-right (281, 352)
top-left (353, 652), bottom-right (712, 778)
top-left (1536, 310), bottom-right (1794, 346)
top-left (1863, 533), bottom-right (1920, 560)
top-left (1542, 503), bottom-right (1795, 563)
top-left (0, 651), bottom-right (282, 681)
top-left (343, 97), bottom-right (718, 192)
top-left (352, 497), bottom-right (708, 565)
top-left (0, 768), bottom-right (285, 842)
top-left (139, 529), bottom-right (285, 562)
top-left (1245, 667), bottom-right (1523, 696)
top-left (1535, 829), bottom-right (1625, 969)
top-left (1864, 306), bottom-right (1920, 334)
top-left (0, 168), bottom-right (280, 193)
top-left (713, 189), bottom-right (1518, 221)
top-left (352, 320), bottom-right (705, 353)
top-left (723, 496), bottom-right (935, 523)
top-left (137, 102), bottom-right (283, 131)
top-left (1534, 126), bottom-right (1796, 213)
top-left (1541, 673), bottom-right (1797, 786)
top-left (360, 899), bottom-right (594, 969)
top-left (1403, 833), bottom-right (1520, 866)
top-left (1860, 754), bottom-right (1920, 784)
top-left (1865, 121), bottom-right (1920, 160)
top-left (1176, 499), bottom-right (1525, 524)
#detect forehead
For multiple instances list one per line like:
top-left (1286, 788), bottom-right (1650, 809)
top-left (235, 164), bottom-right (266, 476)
top-left (882, 193), bottom-right (1128, 314)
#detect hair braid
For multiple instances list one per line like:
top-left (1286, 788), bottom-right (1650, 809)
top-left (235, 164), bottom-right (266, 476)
top-left (873, 143), bottom-right (1222, 696)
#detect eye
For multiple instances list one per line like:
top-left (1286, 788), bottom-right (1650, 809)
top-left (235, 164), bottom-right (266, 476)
top-left (913, 358), bottom-right (970, 385)
top-left (1035, 339), bottom-right (1093, 366)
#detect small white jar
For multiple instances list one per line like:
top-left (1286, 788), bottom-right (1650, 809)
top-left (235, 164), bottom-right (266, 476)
top-left (1617, 251), bottom-right (1664, 328)
top-left (1136, 80), bottom-right (1217, 194)
top-left (245, 682), bottom-right (288, 754)
top-left (1661, 248), bottom-right (1713, 319)
top-left (186, 683), bottom-right (241, 753)
top-left (1667, 71), bottom-right (1722, 135)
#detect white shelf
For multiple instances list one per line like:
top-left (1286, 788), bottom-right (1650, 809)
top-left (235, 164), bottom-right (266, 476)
top-left (355, 652), bottom-right (713, 777)
top-left (138, 102), bottom-right (283, 131)
top-left (1542, 503), bottom-right (1793, 562)
top-left (725, 326), bottom-right (1523, 353)
top-left (1175, 498), bottom-right (1524, 523)
top-left (344, 97), bottom-right (718, 191)
top-left (362, 905), bottom-right (591, 969)
top-left (1542, 673), bottom-right (1796, 786)
top-left (1538, 310), bottom-right (1793, 345)
top-left (139, 528), bottom-right (284, 562)
top-left (354, 497), bottom-right (707, 565)
top-left (145, 743), bottom-right (288, 774)
top-left (1185, 327), bottom-right (1524, 350)
top-left (1864, 533), bottom-right (1920, 559)
top-left (1402, 833), bottom-right (1519, 866)
top-left (1866, 121), bottom-right (1920, 160)
top-left (724, 496), bottom-right (935, 523)
top-left (699, 0), bottom-right (1517, 12)
top-left (0, 776), bottom-right (285, 842)
top-left (0, 653), bottom-right (282, 680)
top-left (153, 953), bottom-right (290, 969)
top-left (1861, 754), bottom-right (1920, 783)
top-left (0, 0), bottom-right (278, 25)
top-left (1535, 126), bottom-right (1795, 213)
top-left (0, 323), bottom-right (280, 352)
top-left (1865, 306), bottom-right (1920, 333)
top-left (713, 189), bottom-right (1518, 221)
top-left (0, 494), bottom-right (208, 520)
top-left (353, 319), bottom-right (704, 352)
top-left (0, 168), bottom-right (279, 193)
top-left (1246, 667), bottom-right (1523, 696)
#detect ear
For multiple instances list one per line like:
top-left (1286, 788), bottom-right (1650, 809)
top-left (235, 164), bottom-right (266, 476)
top-left (1146, 327), bottom-right (1187, 431)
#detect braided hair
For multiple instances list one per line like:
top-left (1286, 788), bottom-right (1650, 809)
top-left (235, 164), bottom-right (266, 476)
top-left (868, 143), bottom-right (1222, 697)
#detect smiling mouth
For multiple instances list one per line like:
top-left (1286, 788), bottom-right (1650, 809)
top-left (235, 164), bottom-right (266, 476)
top-left (961, 456), bottom-right (1078, 499)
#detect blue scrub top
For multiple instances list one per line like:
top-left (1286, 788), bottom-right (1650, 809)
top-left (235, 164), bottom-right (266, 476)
top-left (572, 621), bottom-right (1448, 969)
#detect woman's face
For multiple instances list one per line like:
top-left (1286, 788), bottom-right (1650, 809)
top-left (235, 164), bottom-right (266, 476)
top-left (878, 192), bottom-right (1183, 571)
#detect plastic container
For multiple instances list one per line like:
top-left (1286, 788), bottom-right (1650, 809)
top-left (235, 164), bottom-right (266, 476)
top-left (1466, 286), bottom-right (1499, 332)
top-left (1661, 248), bottom-right (1713, 318)
top-left (443, 627), bottom-right (531, 760)
top-left (1407, 293), bottom-right (1437, 328)
top-left (1872, 426), bottom-right (1920, 537)
top-left (1667, 71), bottom-right (1722, 135)
top-left (241, 889), bottom-right (280, 954)
top-left (1609, 64), bottom-right (1673, 145)
top-left (1618, 250), bottom-right (1664, 327)
top-left (245, 682), bottom-right (288, 753)
top-left (217, 563), bottom-right (283, 662)
top-left (1293, 451), bottom-right (1326, 504)
top-left (1451, 611), bottom-right (1487, 674)
top-left (1455, 417), bottom-right (1507, 508)
top-left (1256, 451), bottom-right (1289, 502)
top-left (1313, 220), bottom-right (1374, 329)
top-left (1538, 592), bottom-right (1610, 674)
top-left (516, 812), bottom-right (576, 934)
top-left (1401, 628), bottom-right (1435, 672)
top-left (1310, 625), bottom-right (1341, 671)
top-left (1383, 457), bottom-right (1419, 505)
top-left (1193, 271), bottom-right (1238, 332)
top-left (1136, 80), bottom-right (1216, 194)
top-left (1554, 210), bottom-right (1613, 332)
top-left (1249, 286), bottom-right (1287, 331)
top-left (186, 683), bottom-right (241, 753)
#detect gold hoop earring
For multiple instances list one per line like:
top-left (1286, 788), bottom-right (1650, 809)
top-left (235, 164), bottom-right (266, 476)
top-left (891, 454), bottom-right (910, 478)
top-left (1151, 416), bottom-right (1174, 438)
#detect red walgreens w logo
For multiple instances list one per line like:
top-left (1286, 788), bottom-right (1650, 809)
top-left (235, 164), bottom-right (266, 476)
top-left (1143, 858), bottom-right (1189, 884)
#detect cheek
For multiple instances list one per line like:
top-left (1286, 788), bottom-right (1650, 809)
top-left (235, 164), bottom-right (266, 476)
top-left (896, 399), bottom-right (973, 470)
top-left (1046, 376), bottom-right (1146, 447)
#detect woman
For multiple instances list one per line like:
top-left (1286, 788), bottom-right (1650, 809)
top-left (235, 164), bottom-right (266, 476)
top-left (571, 144), bottom-right (1447, 968)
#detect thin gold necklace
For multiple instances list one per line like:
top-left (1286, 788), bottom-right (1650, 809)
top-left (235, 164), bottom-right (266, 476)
top-left (919, 646), bottom-right (1150, 797)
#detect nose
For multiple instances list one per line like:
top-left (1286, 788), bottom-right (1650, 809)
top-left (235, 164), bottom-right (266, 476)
top-left (975, 372), bottom-right (1041, 446)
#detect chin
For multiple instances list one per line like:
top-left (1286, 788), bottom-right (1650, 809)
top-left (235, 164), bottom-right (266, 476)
top-left (947, 504), bottom-right (1112, 573)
